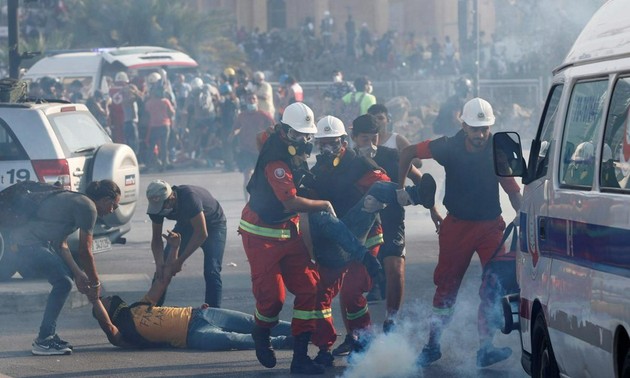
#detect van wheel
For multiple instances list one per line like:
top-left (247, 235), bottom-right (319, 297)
top-left (0, 232), bottom-right (18, 281)
top-left (621, 349), bottom-right (630, 378)
top-left (532, 312), bottom-right (560, 378)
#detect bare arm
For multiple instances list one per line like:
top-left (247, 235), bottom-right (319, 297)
top-left (147, 231), bottom-right (179, 301)
top-left (150, 221), bottom-right (165, 280)
top-left (282, 196), bottom-right (335, 216)
top-left (175, 212), bottom-right (208, 263)
top-left (77, 229), bottom-right (101, 300)
top-left (398, 144), bottom-right (419, 189)
top-left (92, 298), bottom-right (130, 348)
top-left (58, 240), bottom-right (90, 293)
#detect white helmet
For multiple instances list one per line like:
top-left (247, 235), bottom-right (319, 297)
top-left (571, 141), bottom-right (595, 163)
top-left (315, 115), bottom-right (346, 138)
top-left (281, 102), bottom-right (317, 134)
top-left (147, 72), bottom-right (162, 84)
top-left (191, 77), bottom-right (204, 89)
top-left (460, 97), bottom-right (495, 127)
top-left (115, 71), bottom-right (129, 83)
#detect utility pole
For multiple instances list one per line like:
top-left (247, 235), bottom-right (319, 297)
top-left (472, 0), bottom-right (480, 97)
top-left (8, 0), bottom-right (19, 79)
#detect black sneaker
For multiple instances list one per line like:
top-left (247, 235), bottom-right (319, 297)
top-left (51, 334), bottom-right (73, 350)
top-left (32, 336), bottom-right (72, 356)
top-left (417, 343), bottom-right (441, 367)
top-left (313, 350), bottom-right (334, 367)
top-left (383, 319), bottom-right (395, 334)
top-left (290, 355), bottom-right (325, 375)
top-left (251, 326), bottom-right (276, 368)
top-left (476, 346), bottom-right (512, 367)
top-left (331, 334), bottom-right (356, 356)
top-left (409, 174), bottom-right (437, 209)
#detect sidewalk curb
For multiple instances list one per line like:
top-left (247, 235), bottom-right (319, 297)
top-left (0, 273), bottom-right (151, 313)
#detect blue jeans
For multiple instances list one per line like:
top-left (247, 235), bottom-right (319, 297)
top-left (309, 181), bottom-right (401, 267)
top-left (18, 243), bottom-right (73, 339)
top-left (186, 307), bottom-right (291, 350)
top-left (161, 221), bottom-right (227, 308)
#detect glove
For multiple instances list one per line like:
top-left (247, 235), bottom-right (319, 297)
top-left (362, 195), bottom-right (386, 213)
top-left (362, 252), bottom-right (383, 280)
top-left (396, 188), bottom-right (413, 206)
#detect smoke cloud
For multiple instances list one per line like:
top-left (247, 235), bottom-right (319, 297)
top-left (341, 268), bottom-right (516, 378)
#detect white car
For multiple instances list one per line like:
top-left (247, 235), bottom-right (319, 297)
top-left (0, 100), bottom-right (139, 280)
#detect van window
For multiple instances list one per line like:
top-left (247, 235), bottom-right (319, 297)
top-left (601, 76), bottom-right (630, 191)
top-left (560, 79), bottom-right (608, 188)
top-left (532, 85), bottom-right (563, 180)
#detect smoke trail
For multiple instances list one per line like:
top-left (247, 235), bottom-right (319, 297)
top-left (340, 265), bottom-right (517, 378)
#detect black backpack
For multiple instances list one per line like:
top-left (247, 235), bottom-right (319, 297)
top-left (0, 181), bottom-right (65, 228)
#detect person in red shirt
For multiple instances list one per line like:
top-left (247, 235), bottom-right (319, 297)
top-left (144, 87), bottom-right (175, 170)
top-left (231, 92), bottom-right (275, 200)
top-left (398, 98), bottom-right (522, 368)
top-left (238, 102), bottom-right (333, 375)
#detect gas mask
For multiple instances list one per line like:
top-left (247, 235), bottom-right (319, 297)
top-left (357, 144), bottom-right (377, 159)
top-left (316, 139), bottom-right (343, 167)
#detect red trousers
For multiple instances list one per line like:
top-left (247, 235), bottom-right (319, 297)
top-left (241, 231), bottom-right (320, 336)
top-left (311, 265), bottom-right (346, 349)
top-left (339, 246), bottom-right (379, 332)
top-left (433, 215), bottom-right (506, 323)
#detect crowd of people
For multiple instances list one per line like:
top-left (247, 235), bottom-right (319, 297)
top-left (13, 81), bottom-right (522, 376)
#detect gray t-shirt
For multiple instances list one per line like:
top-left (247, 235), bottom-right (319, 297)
top-left (13, 192), bottom-right (97, 246)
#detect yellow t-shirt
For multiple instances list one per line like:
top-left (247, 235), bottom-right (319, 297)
top-left (130, 295), bottom-right (192, 348)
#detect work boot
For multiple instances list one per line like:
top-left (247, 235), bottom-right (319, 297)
top-left (332, 334), bottom-right (356, 356)
top-left (476, 346), bottom-right (512, 367)
top-left (417, 343), bottom-right (442, 367)
top-left (313, 349), bottom-right (335, 367)
top-left (290, 332), bottom-right (325, 375)
top-left (409, 173), bottom-right (437, 209)
top-left (251, 326), bottom-right (276, 368)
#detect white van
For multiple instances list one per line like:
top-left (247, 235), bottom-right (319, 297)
top-left (493, 1), bottom-right (630, 377)
top-left (22, 45), bottom-right (198, 97)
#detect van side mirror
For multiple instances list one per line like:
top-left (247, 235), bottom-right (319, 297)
top-left (493, 132), bottom-right (526, 177)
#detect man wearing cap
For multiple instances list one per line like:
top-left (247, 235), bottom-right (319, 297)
top-left (146, 179), bottom-right (227, 308)
top-left (398, 97), bottom-right (522, 368)
top-left (239, 102), bottom-right (333, 374)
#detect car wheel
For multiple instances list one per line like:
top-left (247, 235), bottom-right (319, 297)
top-left (0, 231), bottom-right (18, 281)
top-left (90, 143), bottom-right (139, 227)
top-left (532, 312), bottom-right (560, 378)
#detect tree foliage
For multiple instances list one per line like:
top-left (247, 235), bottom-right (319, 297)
top-left (20, 0), bottom-right (244, 71)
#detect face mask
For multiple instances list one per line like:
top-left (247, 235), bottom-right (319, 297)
top-left (246, 103), bottom-right (258, 111)
top-left (333, 75), bottom-right (342, 83)
top-left (158, 207), bottom-right (173, 217)
top-left (357, 144), bottom-right (377, 159)
top-left (366, 84), bottom-right (373, 94)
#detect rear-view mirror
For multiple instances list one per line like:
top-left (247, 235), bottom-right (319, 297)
top-left (493, 132), bottom-right (526, 177)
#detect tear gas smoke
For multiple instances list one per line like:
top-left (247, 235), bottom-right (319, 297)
top-left (341, 266), bottom-right (519, 378)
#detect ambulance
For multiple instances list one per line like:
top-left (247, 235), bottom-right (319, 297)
top-left (21, 45), bottom-right (198, 97)
top-left (493, 0), bottom-right (630, 377)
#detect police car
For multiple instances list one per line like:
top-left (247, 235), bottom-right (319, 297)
top-left (0, 100), bottom-right (139, 280)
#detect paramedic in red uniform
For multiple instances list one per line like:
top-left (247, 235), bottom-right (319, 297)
top-left (239, 102), bottom-right (333, 375)
top-left (307, 114), bottom-right (390, 365)
top-left (398, 98), bottom-right (522, 368)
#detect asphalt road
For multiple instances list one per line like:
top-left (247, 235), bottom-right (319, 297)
top-left (0, 160), bottom-right (528, 378)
